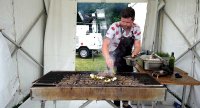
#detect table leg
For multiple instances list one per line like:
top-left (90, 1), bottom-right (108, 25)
top-left (53, 100), bottom-right (56, 108)
top-left (41, 100), bottom-right (45, 108)
top-left (152, 101), bottom-right (157, 108)
top-left (137, 101), bottom-right (140, 108)
top-left (181, 85), bottom-right (186, 108)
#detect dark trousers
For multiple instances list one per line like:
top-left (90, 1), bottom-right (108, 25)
top-left (114, 66), bottom-right (132, 107)
top-left (114, 100), bottom-right (129, 107)
top-left (114, 100), bottom-right (120, 107)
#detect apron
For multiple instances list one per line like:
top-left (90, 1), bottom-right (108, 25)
top-left (110, 28), bottom-right (135, 73)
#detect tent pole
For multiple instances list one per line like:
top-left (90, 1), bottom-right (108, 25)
top-left (11, 94), bottom-right (30, 108)
top-left (11, 9), bottom-right (45, 56)
top-left (1, 31), bottom-right (44, 68)
top-left (164, 10), bottom-right (200, 63)
top-left (165, 86), bottom-right (191, 108)
top-left (176, 39), bottom-right (200, 62)
top-left (156, 7), bottom-right (164, 52)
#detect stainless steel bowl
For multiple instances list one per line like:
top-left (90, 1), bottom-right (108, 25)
top-left (124, 56), bottom-right (136, 66)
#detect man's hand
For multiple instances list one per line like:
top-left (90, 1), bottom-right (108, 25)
top-left (131, 52), bottom-right (137, 58)
top-left (105, 57), bottom-right (114, 69)
top-left (131, 40), bottom-right (141, 57)
top-left (102, 37), bottom-right (114, 68)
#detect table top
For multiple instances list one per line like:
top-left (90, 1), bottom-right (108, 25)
top-left (135, 64), bottom-right (200, 85)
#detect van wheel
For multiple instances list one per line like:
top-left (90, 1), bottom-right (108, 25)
top-left (78, 47), bottom-right (90, 58)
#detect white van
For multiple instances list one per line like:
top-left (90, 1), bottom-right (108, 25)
top-left (76, 25), bottom-right (103, 58)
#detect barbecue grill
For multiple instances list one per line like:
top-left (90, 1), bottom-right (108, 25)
top-left (31, 71), bottom-right (166, 101)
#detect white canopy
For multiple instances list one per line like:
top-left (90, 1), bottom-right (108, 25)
top-left (0, 0), bottom-right (200, 108)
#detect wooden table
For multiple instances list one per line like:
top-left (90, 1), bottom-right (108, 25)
top-left (135, 64), bottom-right (200, 108)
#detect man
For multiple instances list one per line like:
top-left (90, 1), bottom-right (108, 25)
top-left (102, 7), bottom-right (141, 108)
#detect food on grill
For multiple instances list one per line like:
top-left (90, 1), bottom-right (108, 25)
top-left (90, 74), bottom-right (95, 79)
top-left (104, 78), bottom-right (111, 82)
top-left (111, 77), bottom-right (117, 81)
top-left (89, 74), bottom-right (104, 80)
top-left (97, 72), bottom-right (115, 78)
top-left (90, 72), bottom-right (117, 82)
top-left (51, 72), bottom-right (162, 87)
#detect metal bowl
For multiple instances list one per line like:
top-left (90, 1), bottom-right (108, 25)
top-left (124, 56), bottom-right (136, 66)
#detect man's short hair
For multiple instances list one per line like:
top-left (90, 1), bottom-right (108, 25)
top-left (120, 7), bottom-right (135, 20)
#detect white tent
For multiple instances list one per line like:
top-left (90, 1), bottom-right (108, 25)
top-left (0, 0), bottom-right (200, 108)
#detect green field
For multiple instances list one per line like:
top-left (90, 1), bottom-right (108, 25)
top-left (75, 54), bottom-right (107, 71)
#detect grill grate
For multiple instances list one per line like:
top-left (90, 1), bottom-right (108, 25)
top-left (33, 71), bottom-right (163, 87)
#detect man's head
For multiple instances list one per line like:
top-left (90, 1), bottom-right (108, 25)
top-left (120, 7), bottom-right (135, 30)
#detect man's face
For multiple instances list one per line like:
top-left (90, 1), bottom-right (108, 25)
top-left (120, 17), bottom-right (134, 30)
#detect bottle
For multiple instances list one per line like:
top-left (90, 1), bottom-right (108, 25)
top-left (146, 50), bottom-right (150, 55)
top-left (168, 52), bottom-right (175, 75)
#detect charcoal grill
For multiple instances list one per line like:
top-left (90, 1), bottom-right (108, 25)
top-left (31, 71), bottom-right (166, 101)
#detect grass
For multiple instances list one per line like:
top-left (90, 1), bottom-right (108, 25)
top-left (75, 54), bottom-right (107, 71)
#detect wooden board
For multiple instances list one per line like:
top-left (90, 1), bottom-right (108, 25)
top-left (31, 86), bottom-right (166, 101)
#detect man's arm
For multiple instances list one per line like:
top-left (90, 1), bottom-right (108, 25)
top-left (102, 37), bottom-right (114, 68)
top-left (102, 37), bottom-right (110, 59)
top-left (132, 40), bottom-right (141, 57)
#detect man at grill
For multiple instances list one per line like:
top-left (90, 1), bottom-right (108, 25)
top-left (102, 7), bottom-right (141, 108)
